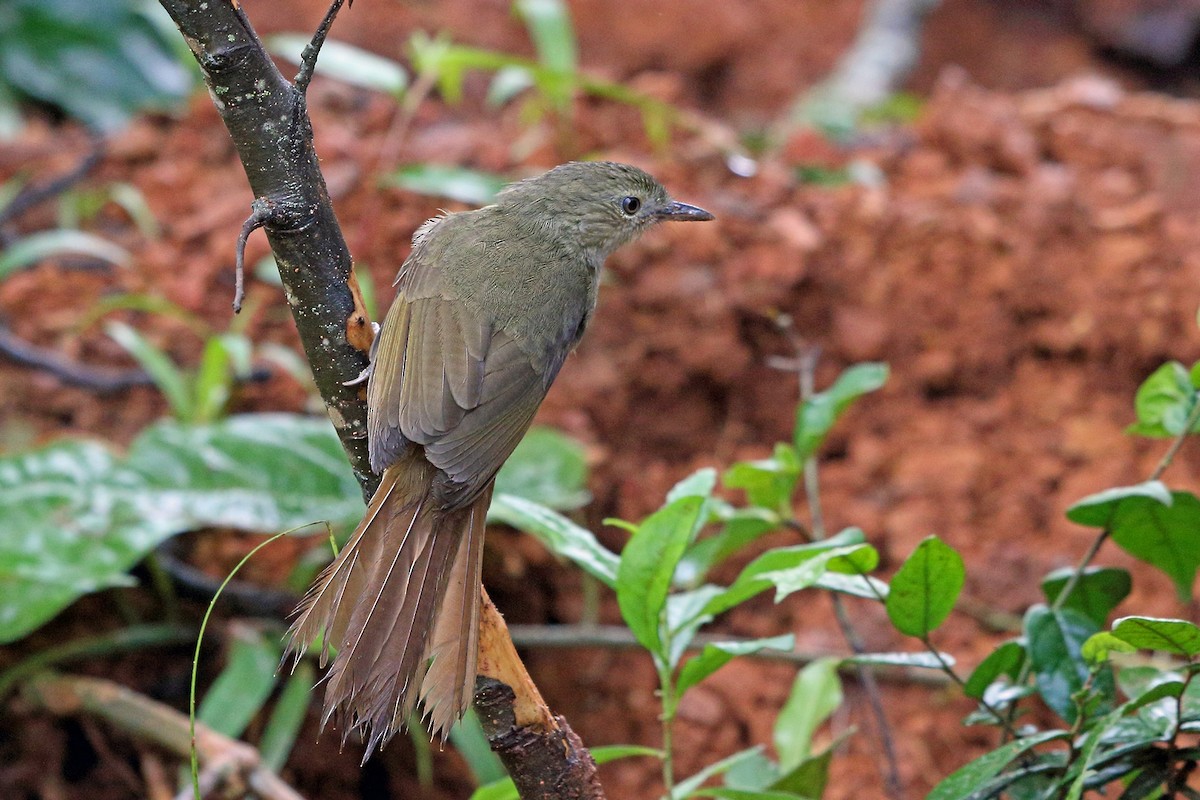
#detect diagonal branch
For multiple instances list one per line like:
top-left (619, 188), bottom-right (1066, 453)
top-left (155, 2), bottom-right (604, 796)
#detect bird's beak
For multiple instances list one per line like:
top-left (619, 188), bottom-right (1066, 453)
top-left (655, 201), bottom-right (714, 222)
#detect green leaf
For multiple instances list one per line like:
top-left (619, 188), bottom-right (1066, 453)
top-left (383, 164), bottom-right (507, 205)
top-left (667, 468), bottom-right (718, 503)
top-left (493, 426), bottom-right (589, 510)
top-left (697, 529), bottom-right (870, 622)
top-left (488, 494), bottom-right (618, 587)
top-left (0, 0), bottom-right (194, 132)
top-left (617, 494), bottom-right (708, 652)
top-left (1065, 480), bottom-right (1172, 527)
top-left (794, 362), bottom-right (888, 459)
top-left (812, 571), bottom-right (889, 600)
top-left (759, 543), bottom-right (878, 600)
top-left (258, 660), bottom-right (314, 772)
top-left (678, 505), bottom-right (777, 586)
top-left (843, 651), bottom-right (953, 669)
top-left (267, 34), bottom-right (408, 95)
top-left (105, 320), bottom-right (193, 420)
top-left (676, 635), bottom-right (795, 695)
top-left (0, 414), bottom-right (363, 643)
top-left (1080, 632), bottom-right (1136, 665)
top-left (885, 536), bottom-right (964, 638)
top-left (197, 626), bottom-right (279, 738)
top-left (774, 658), bottom-right (841, 770)
top-left (0, 229), bottom-right (131, 277)
top-left (1109, 490), bottom-right (1200, 600)
top-left (125, 415), bottom-right (365, 533)
top-left (927, 731), bottom-right (1068, 800)
top-left (1127, 361), bottom-right (1199, 437)
top-left (724, 444), bottom-right (801, 510)
top-left (672, 746), bottom-right (766, 800)
top-left (449, 710), bottom-right (507, 785)
top-left (964, 640), bottom-right (1025, 699)
top-left (1025, 604), bottom-right (1111, 722)
top-left (1111, 616), bottom-right (1200, 656)
top-left (514, 0), bottom-right (577, 75)
top-left (1042, 567), bottom-right (1132, 627)
top-left (692, 790), bottom-right (806, 800)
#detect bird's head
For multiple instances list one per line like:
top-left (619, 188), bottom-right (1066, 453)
top-left (496, 161), bottom-right (713, 260)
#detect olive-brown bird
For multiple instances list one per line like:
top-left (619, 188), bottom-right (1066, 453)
top-left (286, 161), bottom-right (713, 753)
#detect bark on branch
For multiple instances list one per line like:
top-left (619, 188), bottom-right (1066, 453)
top-left (155, 1), bottom-right (604, 796)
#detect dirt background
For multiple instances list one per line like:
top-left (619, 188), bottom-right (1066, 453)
top-left (3, 0), bottom-right (1200, 798)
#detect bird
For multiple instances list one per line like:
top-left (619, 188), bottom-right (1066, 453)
top-left (285, 161), bottom-right (714, 754)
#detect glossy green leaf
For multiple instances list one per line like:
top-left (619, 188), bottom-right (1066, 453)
top-left (886, 536), bottom-right (964, 637)
top-left (267, 34), bottom-right (408, 95)
top-left (964, 640), bottom-right (1025, 699)
top-left (0, 229), bottom-right (131, 277)
top-left (0, 414), bottom-right (361, 643)
top-left (617, 494), bottom-right (708, 652)
top-left (1042, 566), bottom-right (1131, 627)
top-left (677, 506), bottom-right (776, 586)
top-left (676, 635), bottom-right (794, 695)
top-left (488, 494), bottom-right (617, 587)
top-left (384, 164), bottom-right (507, 205)
top-left (1108, 491), bottom-right (1200, 600)
top-left (927, 730), bottom-right (1068, 800)
top-left (1065, 480), bottom-right (1171, 527)
top-left (1025, 604), bottom-right (1111, 722)
top-left (1111, 616), bottom-right (1200, 656)
top-left (197, 627), bottom-right (279, 738)
top-left (1127, 361), bottom-right (1199, 437)
top-left (774, 658), bottom-right (841, 770)
top-left (794, 362), bottom-right (888, 459)
top-left (493, 426), bottom-right (589, 510)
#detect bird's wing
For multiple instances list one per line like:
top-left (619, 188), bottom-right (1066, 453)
top-left (367, 246), bottom-right (555, 509)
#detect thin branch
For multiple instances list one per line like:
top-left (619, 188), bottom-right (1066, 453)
top-left (294, 0), bottom-right (347, 95)
top-left (0, 323), bottom-right (152, 391)
top-left (0, 135), bottom-right (105, 228)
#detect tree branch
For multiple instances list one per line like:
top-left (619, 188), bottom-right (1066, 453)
top-left (155, 1), bottom-right (603, 795)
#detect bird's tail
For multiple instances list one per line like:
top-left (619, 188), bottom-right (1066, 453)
top-left (284, 457), bottom-right (490, 754)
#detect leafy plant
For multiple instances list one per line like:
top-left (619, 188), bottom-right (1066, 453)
top-left (0, 0), bottom-right (194, 132)
top-left (267, 0), bottom-right (681, 159)
top-left (923, 358), bottom-right (1200, 799)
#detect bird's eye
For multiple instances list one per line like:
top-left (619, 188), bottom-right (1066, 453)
top-left (620, 196), bottom-right (641, 215)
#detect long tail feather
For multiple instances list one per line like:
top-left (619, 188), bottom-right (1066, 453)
top-left (284, 461), bottom-right (491, 756)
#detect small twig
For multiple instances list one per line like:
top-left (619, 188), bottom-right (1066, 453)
top-left (0, 135), bottom-right (105, 228)
top-left (24, 673), bottom-right (305, 800)
top-left (294, 0), bottom-right (347, 96)
top-left (0, 323), bottom-right (152, 392)
top-left (234, 200), bottom-right (274, 313)
top-left (0, 323), bottom-right (271, 392)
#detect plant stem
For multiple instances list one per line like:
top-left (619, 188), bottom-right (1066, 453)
top-left (657, 658), bottom-right (677, 798)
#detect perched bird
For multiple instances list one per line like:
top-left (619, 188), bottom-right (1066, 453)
top-left (286, 161), bottom-right (713, 753)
